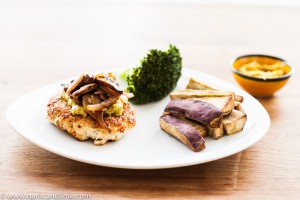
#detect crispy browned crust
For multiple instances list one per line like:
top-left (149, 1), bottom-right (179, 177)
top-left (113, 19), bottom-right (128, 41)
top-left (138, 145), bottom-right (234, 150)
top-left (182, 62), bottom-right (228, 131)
top-left (47, 94), bottom-right (136, 145)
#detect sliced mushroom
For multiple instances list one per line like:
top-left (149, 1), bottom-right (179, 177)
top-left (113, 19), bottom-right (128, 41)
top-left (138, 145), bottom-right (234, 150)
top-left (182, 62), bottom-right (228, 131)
top-left (64, 72), bottom-right (123, 128)
top-left (99, 94), bottom-right (108, 100)
top-left (66, 74), bottom-right (84, 94)
top-left (77, 74), bottom-right (95, 89)
top-left (101, 85), bottom-right (122, 97)
top-left (96, 76), bottom-right (123, 96)
top-left (95, 89), bottom-right (105, 95)
top-left (82, 94), bottom-right (101, 105)
top-left (71, 83), bottom-right (98, 105)
top-left (86, 96), bottom-right (119, 112)
top-left (66, 74), bottom-right (95, 95)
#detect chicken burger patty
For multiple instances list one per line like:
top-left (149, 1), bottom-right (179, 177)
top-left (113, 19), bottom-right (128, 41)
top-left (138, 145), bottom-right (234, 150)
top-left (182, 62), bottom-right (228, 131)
top-left (46, 72), bottom-right (136, 145)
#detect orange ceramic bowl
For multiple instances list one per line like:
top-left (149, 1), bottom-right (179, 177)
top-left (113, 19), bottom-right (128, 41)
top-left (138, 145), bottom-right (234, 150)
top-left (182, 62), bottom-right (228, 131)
top-left (231, 54), bottom-right (294, 97)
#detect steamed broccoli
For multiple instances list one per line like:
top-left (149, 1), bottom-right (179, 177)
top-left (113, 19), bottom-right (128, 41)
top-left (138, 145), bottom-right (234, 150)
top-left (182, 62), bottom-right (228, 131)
top-left (126, 45), bottom-right (182, 104)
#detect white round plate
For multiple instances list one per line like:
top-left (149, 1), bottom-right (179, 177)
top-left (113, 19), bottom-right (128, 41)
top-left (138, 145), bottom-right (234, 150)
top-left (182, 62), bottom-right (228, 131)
top-left (6, 68), bottom-right (270, 169)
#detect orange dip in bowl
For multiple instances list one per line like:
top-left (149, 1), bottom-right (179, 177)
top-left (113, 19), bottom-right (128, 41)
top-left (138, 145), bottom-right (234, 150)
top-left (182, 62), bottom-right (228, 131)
top-left (231, 54), bottom-right (294, 97)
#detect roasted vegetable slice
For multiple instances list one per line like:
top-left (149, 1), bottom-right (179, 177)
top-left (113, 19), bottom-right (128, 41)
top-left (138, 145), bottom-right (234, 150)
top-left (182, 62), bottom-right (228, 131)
top-left (170, 89), bottom-right (234, 100)
top-left (207, 124), bottom-right (224, 140)
top-left (189, 96), bottom-right (235, 115)
top-left (223, 109), bottom-right (247, 135)
top-left (185, 78), bottom-right (244, 103)
top-left (186, 77), bottom-right (216, 90)
top-left (160, 115), bottom-right (205, 152)
top-left (164, 99), bottom-right (223, 128)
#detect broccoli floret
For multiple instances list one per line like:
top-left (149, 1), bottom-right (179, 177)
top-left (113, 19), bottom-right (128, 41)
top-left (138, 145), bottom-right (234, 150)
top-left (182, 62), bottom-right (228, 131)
top-left (126, 45), bottom-right (182, 104)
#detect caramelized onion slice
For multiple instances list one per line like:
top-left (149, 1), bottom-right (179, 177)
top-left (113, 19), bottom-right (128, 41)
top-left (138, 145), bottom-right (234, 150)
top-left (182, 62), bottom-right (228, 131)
top-left (119, 95), bottom-right (129, 107)
top-left (82, 96), bottom-right (106, 127)
top-left (94, 111), bottom-right (106, 128)
top-left (124, 92), bottom-right (134, 99)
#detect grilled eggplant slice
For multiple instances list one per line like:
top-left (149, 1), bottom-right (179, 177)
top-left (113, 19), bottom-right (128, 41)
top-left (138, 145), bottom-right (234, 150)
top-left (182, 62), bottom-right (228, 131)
top-left (164, 99), bottom-right (223, 128)
top-left (189, 96), bottom-right (234, 115)
top-left (160, 115), bottom-right (206, 152)
top-left (174, 116), bottom-right (207, 138)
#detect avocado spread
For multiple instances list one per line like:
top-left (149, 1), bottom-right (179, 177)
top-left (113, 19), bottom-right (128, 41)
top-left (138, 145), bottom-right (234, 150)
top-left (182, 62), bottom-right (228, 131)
top-left (105, 99), bottom-right (124, 117)
top-left (60, 91), bottom-right (124, 117)
top-left (60, 91), bottom-right (87, 117)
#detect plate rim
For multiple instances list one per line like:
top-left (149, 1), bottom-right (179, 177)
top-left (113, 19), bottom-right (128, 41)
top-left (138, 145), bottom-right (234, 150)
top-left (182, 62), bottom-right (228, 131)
top-left (6, 68), bottom-right (270, 169)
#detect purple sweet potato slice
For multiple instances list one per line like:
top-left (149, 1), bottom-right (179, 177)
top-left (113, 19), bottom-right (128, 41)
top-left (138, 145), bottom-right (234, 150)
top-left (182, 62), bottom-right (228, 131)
top-left (164, 99), bottom-right (223, 128)
top-left (160, 115), bottom-right (205, 152)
